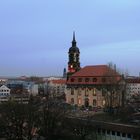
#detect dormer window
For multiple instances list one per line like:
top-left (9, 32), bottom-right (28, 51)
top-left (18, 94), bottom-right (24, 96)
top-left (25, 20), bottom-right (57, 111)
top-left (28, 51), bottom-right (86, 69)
top-left (102, 78), bottom-right (106, 82)
top-left (71, 78), bottom-right (75, 82)
top-left (85, 78), bottom-right (89, 82)
top-left (92, 78), bottom-right (97, 82)
top-left (78, 78), bottom-right (82, 82)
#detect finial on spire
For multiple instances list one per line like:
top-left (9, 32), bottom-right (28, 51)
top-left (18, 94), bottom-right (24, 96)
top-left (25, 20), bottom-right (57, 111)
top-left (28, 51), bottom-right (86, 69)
top-left (73, 31), bottom-right (76, 42)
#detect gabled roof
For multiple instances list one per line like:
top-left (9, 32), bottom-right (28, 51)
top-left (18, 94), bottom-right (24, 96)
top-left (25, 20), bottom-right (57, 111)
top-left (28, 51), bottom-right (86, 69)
top-left (67, 65), bottom-right (121, 85)
top-left (72, 65), bottom-right (120, 77)
top-left (126, 78), bottom-right (140, 83)
top-left (0, 85), bottom-right (10, 90)
top-left (51, 79), bottom-right (66, 84)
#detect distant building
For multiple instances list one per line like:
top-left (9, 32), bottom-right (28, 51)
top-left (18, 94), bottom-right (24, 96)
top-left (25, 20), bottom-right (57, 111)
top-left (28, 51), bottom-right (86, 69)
top-left (63, 68), bottom-right (67, 78)
top-left (0, 78), bottom-right (8, 86)
top-left (30, 84), bottom-right (38, 96)
top-left (46, 79), bottom-right (66, 100)
top-left (0, 85), bottom-right (11, 102)
top-left (47, 79), bottom-right (66, 99)
top-left (126, 78), bottom-right (140, 99)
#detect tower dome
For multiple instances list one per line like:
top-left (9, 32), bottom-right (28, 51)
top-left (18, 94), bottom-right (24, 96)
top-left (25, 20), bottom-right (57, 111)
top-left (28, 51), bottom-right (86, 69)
top-left (69, 32), bottom-right (79, 53)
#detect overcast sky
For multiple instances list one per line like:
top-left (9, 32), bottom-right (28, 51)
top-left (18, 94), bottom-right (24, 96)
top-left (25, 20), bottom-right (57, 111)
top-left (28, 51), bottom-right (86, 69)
top-left (0, 0), bottom-right (140, 77)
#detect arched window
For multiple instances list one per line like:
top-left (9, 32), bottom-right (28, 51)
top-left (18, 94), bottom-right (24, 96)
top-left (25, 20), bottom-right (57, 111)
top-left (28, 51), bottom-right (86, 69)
top-left (92, 78), bottom-right (97, 82)
top-left (78, 98), bottom-right (81, 105)
top-left (85, 98), bottom-right (89, 107)
top-left (93, 99), bottom-right (97, 106)
top-left (71, 88), bottom-right (74, 95)
top-left (85, 89), bottom-right (89, 96)
top-left (93, 88), bottom-right (96, 96)
top-left (71, 98), bottom-right (74, 104)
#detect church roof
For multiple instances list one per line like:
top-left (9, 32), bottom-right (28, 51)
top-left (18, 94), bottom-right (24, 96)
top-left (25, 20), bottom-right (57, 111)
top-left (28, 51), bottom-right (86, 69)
top-left (72, 65), bottom-right (119, 77)
top-left (67, 65), bottom-right (121, 85)
top-left (69, 46), bottom-right (79, 53)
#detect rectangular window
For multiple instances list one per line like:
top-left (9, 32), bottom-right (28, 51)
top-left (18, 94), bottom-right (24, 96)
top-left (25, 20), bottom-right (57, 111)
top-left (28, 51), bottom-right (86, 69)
top-left (122, 133), bottom-right (126, 137)
top-left (107, 130), bottom-right (110, 135)
top-left (117, 132), bottom-right (120, 136)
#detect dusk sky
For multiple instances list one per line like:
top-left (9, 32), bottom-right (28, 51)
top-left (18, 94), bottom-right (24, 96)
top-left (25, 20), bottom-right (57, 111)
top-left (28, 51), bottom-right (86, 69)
top-left (0, 0), bottom-right (140, 77)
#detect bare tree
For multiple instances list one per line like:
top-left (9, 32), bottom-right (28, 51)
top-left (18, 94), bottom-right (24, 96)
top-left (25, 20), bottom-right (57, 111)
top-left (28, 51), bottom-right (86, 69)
top-left (103, 64), bottom-right (126, 113)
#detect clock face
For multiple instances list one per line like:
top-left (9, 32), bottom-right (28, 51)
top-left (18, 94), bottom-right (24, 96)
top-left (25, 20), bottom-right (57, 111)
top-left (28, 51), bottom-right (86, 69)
top-left (68, 64), bottom-right (75, 72)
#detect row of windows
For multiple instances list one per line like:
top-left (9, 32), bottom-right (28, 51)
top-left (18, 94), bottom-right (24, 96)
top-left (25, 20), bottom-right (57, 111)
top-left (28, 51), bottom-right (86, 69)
top-left (71, 98), bottom-right (97, 106)
top-left (97, 128), bottom-right (138, 139)
top-left (127, 87), bottom-right (140, 90)
top-left (0, 89), bottom-right (10, 92)
top-left (71, 77), bottom-right (106, 82)
top-left (97, 128), bottom-right (132, 138)
top-left (0, 93), bottom-right (10, 96)
top-left (71, 88), bottom-right (97, 96)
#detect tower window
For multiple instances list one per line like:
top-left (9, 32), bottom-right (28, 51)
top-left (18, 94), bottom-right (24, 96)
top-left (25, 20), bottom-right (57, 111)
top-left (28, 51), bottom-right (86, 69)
top-left (70, 65), bottom-right (73, 68)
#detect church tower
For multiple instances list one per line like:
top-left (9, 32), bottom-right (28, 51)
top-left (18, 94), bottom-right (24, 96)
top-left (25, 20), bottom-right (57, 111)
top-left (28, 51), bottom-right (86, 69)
top-left (67, 32), bottom-right (80, 79)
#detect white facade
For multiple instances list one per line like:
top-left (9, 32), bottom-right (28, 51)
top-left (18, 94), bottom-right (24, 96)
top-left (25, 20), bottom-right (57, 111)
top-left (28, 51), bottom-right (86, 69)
top-left (66, 87), bottom-right (105, 107)
top-left (0, 78), bottom-right (8, 83)
top-left (30, 84), bottom-right (38, 96)
top-left (47, 79), bottom-right (66, 97)
top-left (0, 85), bottom-right (11, 102)
top-left (126, 80), bottom-right (140, 99)
top-left (0, 85), bottom-right (10, 97)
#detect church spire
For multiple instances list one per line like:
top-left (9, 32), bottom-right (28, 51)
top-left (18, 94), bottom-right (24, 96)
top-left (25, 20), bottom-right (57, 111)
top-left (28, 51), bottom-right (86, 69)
top-left (73, 31), bottom-right (76, 42)
top-left (72, 31), bottom-right (76, 46)
top-left (67, 32), bottom-right (80, 78)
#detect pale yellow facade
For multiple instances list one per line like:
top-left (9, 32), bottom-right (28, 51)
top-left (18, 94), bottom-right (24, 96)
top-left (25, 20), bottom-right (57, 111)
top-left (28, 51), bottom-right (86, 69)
top-left (66, 87), bottom-right (105, 107)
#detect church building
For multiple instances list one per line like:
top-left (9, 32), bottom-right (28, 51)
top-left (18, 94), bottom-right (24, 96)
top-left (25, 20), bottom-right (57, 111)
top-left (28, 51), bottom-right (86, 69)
top-left (66, 33), bottom-right (124, 108)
